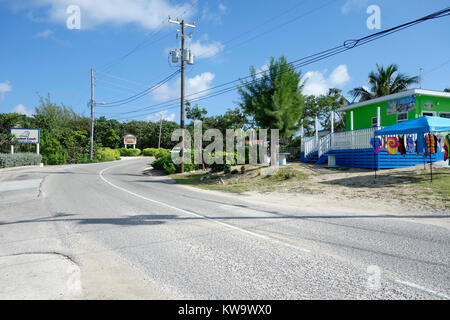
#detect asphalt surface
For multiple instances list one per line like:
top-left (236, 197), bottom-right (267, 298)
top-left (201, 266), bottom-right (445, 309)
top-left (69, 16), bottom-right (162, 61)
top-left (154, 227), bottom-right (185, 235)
top-left (0, 158), bottom-right (449, 299)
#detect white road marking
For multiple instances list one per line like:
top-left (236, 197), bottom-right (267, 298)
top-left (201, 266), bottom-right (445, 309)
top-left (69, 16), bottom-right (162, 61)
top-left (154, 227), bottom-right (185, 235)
top-left (0, 179), bottom-right (41, 192)
top-left (99, 164), bottom-right (310, 253)
top-left (395, 280), bottom-right (450, 299)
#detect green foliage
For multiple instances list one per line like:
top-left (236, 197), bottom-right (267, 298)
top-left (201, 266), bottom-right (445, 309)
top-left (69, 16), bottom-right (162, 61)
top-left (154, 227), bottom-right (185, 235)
top-left (152, 153), bottom-right (195, 174)
top-left (40, 131), bottom-right (67, 165)
top-left (152, 154), bottom-right (177, 174)
top-left (0, 153), bottom-right (42, 168)
top-left (119, 148), bottom-right (128, 156)
top-left (143, 148), bottom-right (170, 158)
top-left (124, 148), bottom-right (141, 157)
top-left (238, 56), bottom-right (305, 138)
top-left (96, 148), bottom-right (121, 162)
top-left (349, 64), bottom-right (419, 102)
top-left (303, 88), bottom-right (347, 134)
top-left (154, 148), bottom-right (170, 159)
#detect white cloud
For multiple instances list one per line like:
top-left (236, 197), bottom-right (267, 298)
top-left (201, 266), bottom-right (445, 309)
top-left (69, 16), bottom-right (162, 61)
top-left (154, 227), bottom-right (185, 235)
top-left (302, 65), bottom-right (351, 96)
top-left (341, 0), bottom-right (369, 14)
top-left (190, 37), bottom-right (224, 59)
top-left (201, 2), bottom-right (227, 23)
top-left (218, 3), bottom-right (227, 13)
top-left (0, 81), bottom-right (12, 100)
top-left (146, 110), bottom-right (175, 122)
top-left (34, 28), bottom-right (54, 38)
top-left (152, 72), bottom-right (215, 102)
top-left (7, 0), bottom-right (194, 30)
top-left (11, 104), bottom-right (34, 116)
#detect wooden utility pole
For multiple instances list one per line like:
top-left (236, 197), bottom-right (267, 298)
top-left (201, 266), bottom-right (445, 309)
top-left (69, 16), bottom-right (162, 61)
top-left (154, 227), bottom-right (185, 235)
top-left (168, 18), bottom-right (195, 173)
top-left (90, 68), bottom-right (95, 160)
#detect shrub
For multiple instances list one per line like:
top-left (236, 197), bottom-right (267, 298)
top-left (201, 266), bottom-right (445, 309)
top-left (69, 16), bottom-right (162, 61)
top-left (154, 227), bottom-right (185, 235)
top-left (96, 148), bottom-right (121, 162)
top-left (125, 148), bottom-right (141, 157)
top-left (152, 154), bottom-right (176, 174)
top-left (143, 148), bottom-right (158, 157)
top-left (41, 131), bottom-right (67, 165)
top-left (0, 153), bottom-right (42, 168)
top-left (155, 148), bottom-right (170, 159)
top-left (119, 148), bottom-right (128, 156)
top-left (152, 153), bottom-right (194, 174)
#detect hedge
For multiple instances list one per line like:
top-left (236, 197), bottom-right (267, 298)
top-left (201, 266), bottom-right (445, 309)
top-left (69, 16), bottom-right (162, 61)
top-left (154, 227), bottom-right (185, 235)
top-left (96, 148), bottom-right (121, 162)
top-left (152, 153), bottom-right (194, 174)
top-left (0, 153), bottom-right (42, 168)
top-left (125, 148), bottom-right (141, 157)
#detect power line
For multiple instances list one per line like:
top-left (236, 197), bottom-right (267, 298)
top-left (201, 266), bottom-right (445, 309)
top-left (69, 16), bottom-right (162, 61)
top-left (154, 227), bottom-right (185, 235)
top-left (97, 70), bottom-right (180, 108)
top-left (104, 7), bottom-right (450, 119)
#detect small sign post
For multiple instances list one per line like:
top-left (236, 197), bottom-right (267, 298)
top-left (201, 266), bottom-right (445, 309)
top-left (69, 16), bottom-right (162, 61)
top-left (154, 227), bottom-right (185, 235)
top-left (10, 128), bottom-right (40, 154)
top-left (123, 134), bottom-right (137, 149)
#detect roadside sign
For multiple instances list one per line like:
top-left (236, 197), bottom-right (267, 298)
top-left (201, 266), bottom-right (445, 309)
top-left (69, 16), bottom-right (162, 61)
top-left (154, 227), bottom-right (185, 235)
top-left (123, 134), bottom-right (137, 147)
top-left (10, 128), bottom-right (40, 144)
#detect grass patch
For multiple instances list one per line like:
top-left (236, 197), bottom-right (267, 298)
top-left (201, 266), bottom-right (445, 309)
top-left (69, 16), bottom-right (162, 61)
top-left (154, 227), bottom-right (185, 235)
top-left (171, 166), bottom-right (310, 194)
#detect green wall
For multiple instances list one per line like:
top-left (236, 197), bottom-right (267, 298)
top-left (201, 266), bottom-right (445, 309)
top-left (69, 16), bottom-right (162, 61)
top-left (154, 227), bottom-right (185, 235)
top-left (345, 94), bottom-right (450, 131)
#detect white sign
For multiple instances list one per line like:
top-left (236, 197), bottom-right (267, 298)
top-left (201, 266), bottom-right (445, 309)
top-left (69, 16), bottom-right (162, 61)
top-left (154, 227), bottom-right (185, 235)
top-left (11, 128), bottom-right (40, 144)
top-left (123, 134), bottom-right (137, 146)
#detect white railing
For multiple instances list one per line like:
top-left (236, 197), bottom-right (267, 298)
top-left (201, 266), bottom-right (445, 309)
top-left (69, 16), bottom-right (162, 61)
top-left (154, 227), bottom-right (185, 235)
top-left (302, 136), bottom-right (318, 159)
top-left (330, 127), bottom-right (381, 151)
top-left (302, 127), bottom-right (385, 161)
top-left (318, 133), bottom-right (332, 157)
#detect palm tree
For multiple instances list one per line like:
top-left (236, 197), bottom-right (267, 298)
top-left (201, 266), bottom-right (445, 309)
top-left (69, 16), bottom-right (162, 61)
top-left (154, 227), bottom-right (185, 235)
top-left (349, 64), bottom-right (419, 102)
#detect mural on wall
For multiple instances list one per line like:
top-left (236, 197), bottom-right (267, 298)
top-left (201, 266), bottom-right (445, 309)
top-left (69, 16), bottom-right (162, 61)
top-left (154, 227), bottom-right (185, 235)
top-left (387, 96), bottom-right (416, 115)
top-left (423, 101), bottom-right (434, 109)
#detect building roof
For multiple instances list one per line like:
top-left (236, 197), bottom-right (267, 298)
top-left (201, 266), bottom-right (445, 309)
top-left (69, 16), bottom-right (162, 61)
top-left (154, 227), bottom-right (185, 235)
top-left (337, 89), bottom-right (450, 112)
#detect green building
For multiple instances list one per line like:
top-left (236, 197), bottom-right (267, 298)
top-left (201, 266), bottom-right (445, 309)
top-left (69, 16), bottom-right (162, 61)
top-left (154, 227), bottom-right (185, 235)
top-left (338, 89), bottom-right (450, 131)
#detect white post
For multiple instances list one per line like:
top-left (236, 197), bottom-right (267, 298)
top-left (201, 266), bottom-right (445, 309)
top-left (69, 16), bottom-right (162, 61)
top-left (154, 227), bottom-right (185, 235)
top-left (133, 144), bottom-right (136, 150)
top-left (36, 143), bottom-right (40, 155)
top-left (350, 111), bottom-right (354, 148)
top-left (11, 145), bottom-right (14, 154)
top-left (331, 111), bottom-right (335, 133)
top-left (315, 116), bottom-right (319, 152)
top-left (350, 111), bottom-right (354, 131)
top-left (300, 119), bottom-right (304, 152)
top-left (377, 107), bottom-right (381, 127)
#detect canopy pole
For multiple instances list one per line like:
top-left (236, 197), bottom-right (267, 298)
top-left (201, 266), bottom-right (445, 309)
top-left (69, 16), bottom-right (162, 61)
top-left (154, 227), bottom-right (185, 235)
top-left (373, 134), bottom-right (377, 181)
top-left (429, 132), bottom-right (433, 183)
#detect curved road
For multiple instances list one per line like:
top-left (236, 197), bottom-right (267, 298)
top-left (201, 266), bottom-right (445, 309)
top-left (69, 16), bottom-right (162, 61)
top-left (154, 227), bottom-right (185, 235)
top-left (0, 158), bottom-right (449, 299)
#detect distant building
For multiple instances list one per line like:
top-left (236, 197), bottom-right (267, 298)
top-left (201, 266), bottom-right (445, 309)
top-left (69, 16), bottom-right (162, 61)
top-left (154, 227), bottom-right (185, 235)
top-left (337, 89), bottom-right (450, 131)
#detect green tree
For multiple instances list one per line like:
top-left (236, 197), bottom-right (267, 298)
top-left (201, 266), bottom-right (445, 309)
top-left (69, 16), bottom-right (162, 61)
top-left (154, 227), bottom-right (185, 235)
top-left (349, 64), bottom-right (419, 102)
top-left (40, 131), bottom-right (67, 165)
top-left (237, 56), bottom-right (305, 139)
top-left (303, 88), bottom-right (346, 134)
top-left (444, 88), bottom-right (450, 93)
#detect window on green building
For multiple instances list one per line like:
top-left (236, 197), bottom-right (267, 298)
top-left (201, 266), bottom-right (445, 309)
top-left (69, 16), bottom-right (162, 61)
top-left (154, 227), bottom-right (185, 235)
top-left (397, 113), bottom-right (408, 122)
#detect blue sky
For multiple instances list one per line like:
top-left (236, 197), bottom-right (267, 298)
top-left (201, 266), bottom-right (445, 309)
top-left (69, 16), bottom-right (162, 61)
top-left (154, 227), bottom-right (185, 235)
top-left (0, 0), bottom-right (449, 123)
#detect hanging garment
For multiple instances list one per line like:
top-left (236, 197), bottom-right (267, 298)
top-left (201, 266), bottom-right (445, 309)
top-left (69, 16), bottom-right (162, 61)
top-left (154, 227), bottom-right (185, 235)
top-left (416, 134), bottom-right (424, 155)
top-left (426, 134), bottom-right (436, 154)
top-left (382, 137), bottom-right (387, 152)
top-left (371, 137), bottom-right (382, 153)
top-left (387, 137), bottom-right (399, 155)
top-left (407, 136), bottom-right (415, 153)
top-left (444, 135), bottom-right (450, 161)
top-left (437, 136), bottom-right (445, 152)
top-left (398, 135), bottom-right (406, 156)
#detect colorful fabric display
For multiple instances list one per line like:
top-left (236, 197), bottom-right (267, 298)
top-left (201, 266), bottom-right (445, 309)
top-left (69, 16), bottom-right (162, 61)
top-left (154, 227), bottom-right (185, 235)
top-left (398, 135), bottom-right (406, 156)
top-left (416, 134), bottom-right (424, 155)
top-left (437, 136), bottom-right (445, 152)
top-left (426, 134), bottom-right (436, 154)
top-left (407, 136), bottom-right (415, 154)
top-left (371, 137), bottom-right (382, 153)
top-left (386, 137), bottom-right (399, 155)
top-left (445, 135), bottom-right (449, 160)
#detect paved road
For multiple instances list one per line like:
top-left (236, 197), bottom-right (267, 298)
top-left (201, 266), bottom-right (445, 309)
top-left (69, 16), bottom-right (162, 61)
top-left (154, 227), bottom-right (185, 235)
top-left (0, 158), bottom-right (449, 299)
